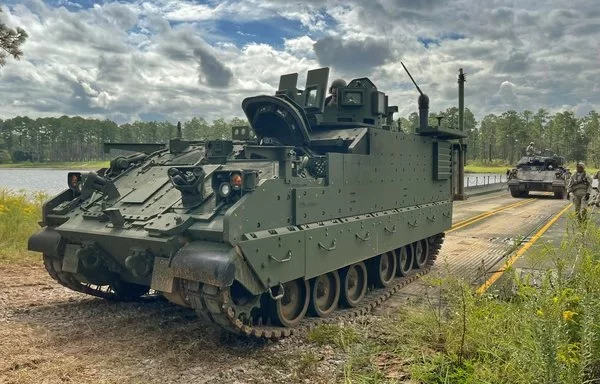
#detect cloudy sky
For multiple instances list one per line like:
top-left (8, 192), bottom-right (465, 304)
top-left (0, 0), bottom-right (598, 124)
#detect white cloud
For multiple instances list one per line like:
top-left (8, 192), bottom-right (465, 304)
top-left (283, 35), bottom-right (316, 55)
top-left (0, 0), bottom-right (597, 124)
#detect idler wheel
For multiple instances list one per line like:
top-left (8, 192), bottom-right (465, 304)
top-left (413, 239), bottom-right (429, 269)
top-left (371, 251), bottom-right (397, 287)
top-left (396, 244), bottom-right (413, 276)
top-left (271, 278), bottom-right (310, 327)
top-left (309, 271), bottom-right (340, 317)
top-left (340, 261), bottom-right (368, 308)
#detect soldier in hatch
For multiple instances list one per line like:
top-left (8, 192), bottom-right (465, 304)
top-left (325, 78), bottom-right (347, 106)
top-left (567, 162), bottom-right (592, 223)
top-left (526, 142), bottom-right (535, 156)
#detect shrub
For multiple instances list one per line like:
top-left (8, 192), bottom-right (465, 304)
top-left (0, 189), bottom-right (45, 263)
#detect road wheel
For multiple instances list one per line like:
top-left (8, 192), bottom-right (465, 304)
top-left (413, 239), bottom-right (429, 269)
top-left (340, 261), bottom-right (368, 308)
top-left (396, 244), bottom-right (413, 276)
top-left (371, 251), bottom-right (397, 287)
top-left (309, 271), bottom-right (340, 317)
top-left (270, 279), bottom-right (310, 327)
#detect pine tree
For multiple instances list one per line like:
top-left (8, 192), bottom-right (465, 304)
top-left (0, 6), bottom-right (27, 66)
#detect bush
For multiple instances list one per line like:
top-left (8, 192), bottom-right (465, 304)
top-left (0, 149), bottom-right (10, 163)
top-left (0, 189), bottom-right (45, 263)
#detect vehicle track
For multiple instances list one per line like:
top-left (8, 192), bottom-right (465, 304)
top-left (182, 196), bottom-right (548, 340)
top-left (184, 234), bottom-right (445, 340)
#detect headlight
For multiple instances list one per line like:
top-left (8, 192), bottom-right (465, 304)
top-left (219, 182), bottom-right (231, 197)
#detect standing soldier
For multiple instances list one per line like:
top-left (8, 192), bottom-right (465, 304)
top-left (325, 78), bottom-right (347, 106)
top-left (525, 142), bottom-right (535, 156)
top-left (567, 162), bottom-right (592, 223)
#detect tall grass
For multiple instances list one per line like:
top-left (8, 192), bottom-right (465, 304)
top-left (310, 218), bottom-right (600, 383)
top-left (0, 189), bottom-right (46, 264)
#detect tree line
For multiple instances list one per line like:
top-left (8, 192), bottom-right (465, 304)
top-left (400, 107), bottom-right (599, 166)
top-left (0, 116), bottom-right (247, 163)
top-left (0, 108), bottom-right (598, 165)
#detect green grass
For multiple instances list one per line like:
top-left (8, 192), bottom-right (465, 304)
top-left (309, 218), bottom-right (600, 383)
top-left (464, 160), bottom-right (600, 174)
top-left (464, 164), bottom-right (509, 174)
top-left (0, 189), bottom-right (46, 264)
top-left (0, 160), bottom-right (109, 169)
top-left (464, 160), bottom-right (510, 174)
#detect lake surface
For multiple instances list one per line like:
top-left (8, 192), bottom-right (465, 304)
top-left (0, 168), bottom-right (86, 196)
top-left (0, 168), bottom-right (506, 196)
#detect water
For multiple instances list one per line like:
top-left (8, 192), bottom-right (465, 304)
top-left (0, 168), bottom-right (506, 195)
top-left (0, 168), bottom-right (83, 195)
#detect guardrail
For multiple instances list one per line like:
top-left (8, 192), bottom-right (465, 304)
top-left (465, 175), bottom-right (506, 188)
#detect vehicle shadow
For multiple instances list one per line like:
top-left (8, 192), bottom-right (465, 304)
top-left (8, 292), bottom-right (271, 364)
top-left (521, 193), bottom-right (569, 200)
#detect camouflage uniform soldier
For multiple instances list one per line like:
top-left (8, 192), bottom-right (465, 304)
top-left (525, 142), bottom-right (535, 156)
top-left (325, 78), bottom-right (347, 106)
top-left (567, 162), bottom-right (592, 222)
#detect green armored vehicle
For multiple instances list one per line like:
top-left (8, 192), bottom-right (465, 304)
top-left (507, 154), bottom-right (568, 198)
top-left (28, 67), bottom-right (466, 339)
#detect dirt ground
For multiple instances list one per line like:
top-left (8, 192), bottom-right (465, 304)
top-left (0, 263), bottom-right (345, 384)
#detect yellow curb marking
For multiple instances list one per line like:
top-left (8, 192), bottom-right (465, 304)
top-left (476, 203), bottom-right (573, 294)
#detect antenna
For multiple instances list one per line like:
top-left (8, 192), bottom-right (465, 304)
top-left (176, 121), bottom-right (182, 138)
top-left (400, 62), bottom-right (423, 96)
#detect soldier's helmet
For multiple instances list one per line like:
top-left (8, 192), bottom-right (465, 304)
top-left (529, 141), bottom-right (534, 145)
top-left (329, 78), bottom-right (347, 93)
top-left (577, 162), bottom-right (585, 168)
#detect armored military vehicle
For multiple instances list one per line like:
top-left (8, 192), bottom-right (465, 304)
top-left (28, 67), bottom-right (466, 339)
top-left (507, 154), bottom-right (568, 198)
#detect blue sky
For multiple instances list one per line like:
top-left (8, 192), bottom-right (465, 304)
top-left (201, 17), bottom-right (307, 48)
top-left (0, 0), bottom-right (598, 123)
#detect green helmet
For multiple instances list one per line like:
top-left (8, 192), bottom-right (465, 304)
top-left (329, 78), bottom-right (346, 93)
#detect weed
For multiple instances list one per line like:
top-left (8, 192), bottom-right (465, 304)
top-left (0, 189), bottom-right (45, 264)
top-left (309, 324), bottom-right (363, 351)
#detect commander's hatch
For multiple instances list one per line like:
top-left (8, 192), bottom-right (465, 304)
top-left (242, 95), bottom-right (312, 147)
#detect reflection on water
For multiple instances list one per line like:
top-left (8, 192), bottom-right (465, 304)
top-left (0, 169), bottom-right (82, 196)
top-left (0, 169), bottom-right (506, 196)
